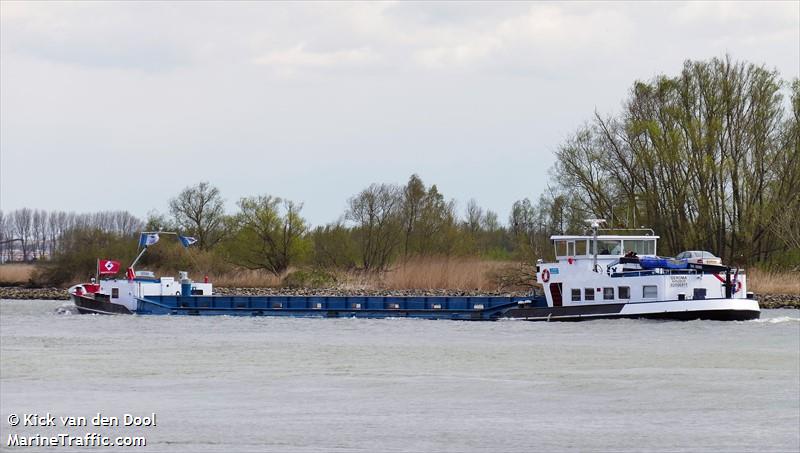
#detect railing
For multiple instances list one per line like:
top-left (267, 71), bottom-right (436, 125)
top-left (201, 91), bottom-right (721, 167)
top-left (609, 267), bottom-right (743, 277)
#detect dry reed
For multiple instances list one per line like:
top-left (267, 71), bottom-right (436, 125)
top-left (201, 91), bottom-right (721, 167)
top-left (336, 257), bottom-right (514, 291)
top-left (0, 264), bottom-right (36, 284)
top-left (207, 269), bottom-right (285, 287)
top-left (747, 268), bottom-right (800, 295)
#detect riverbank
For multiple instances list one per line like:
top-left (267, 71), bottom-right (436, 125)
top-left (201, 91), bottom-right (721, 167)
top-left (1, 286), bottom-right (798, 309)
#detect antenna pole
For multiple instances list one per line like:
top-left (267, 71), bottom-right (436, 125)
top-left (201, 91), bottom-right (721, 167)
top-left (593, 223), bottom-right (598, 271)
top-left (130, 246), bottom-right (148, 270)
top-left (585, 218), bottom-right (605, 273)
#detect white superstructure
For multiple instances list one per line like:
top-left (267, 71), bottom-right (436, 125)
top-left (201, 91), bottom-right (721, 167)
top-left (523, 222), bottom-right (759, 320)
top-left (69, 271), bottom-right (212, 315)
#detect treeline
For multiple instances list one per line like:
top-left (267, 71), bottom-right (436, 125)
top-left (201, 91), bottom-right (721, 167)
top-left (0, 209), bottom-right (142, 262)
top-left (549, 56), bottom-right (800, 267)
top-left (147, 177), bottom-right (538, 274)
top-left (3, 56), bottom-right (798, 284)
top-left (0, 177), bottom-right (544, 284)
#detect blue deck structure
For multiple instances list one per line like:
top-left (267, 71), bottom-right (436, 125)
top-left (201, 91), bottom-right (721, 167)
top-left (137, 295), bottom-right (547, 319)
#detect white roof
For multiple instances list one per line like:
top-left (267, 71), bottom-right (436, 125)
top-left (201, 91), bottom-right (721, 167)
top-left (550, 235), bottom-right (659, 241)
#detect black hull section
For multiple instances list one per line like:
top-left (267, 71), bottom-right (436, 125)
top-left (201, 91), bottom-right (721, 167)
top-left (71, 294), bottom-right (132, 315)
top-left (629, 309), bottom-right (760, 322)
top-left (503, 306), bottom-right (760, 322)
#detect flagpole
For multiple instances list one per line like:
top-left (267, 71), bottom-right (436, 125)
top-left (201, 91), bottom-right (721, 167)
top-left (95, 258), bottom-right (99, 283)
top-left (130, 246), bottom-right (149, 270)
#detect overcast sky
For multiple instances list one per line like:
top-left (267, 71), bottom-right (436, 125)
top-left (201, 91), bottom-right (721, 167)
top-left (1, 1), bottom-right (798, 226)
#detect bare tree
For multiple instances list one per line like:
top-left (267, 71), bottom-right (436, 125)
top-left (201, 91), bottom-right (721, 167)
top-left (169, 182), bottom-right (226, 250)
top-left (465, 199), bottom-right (484, 233)
top-left (346, 183), bottom-right (402, 272)
top-left (482, 210), bottom-right (499, 232)
top-left (11, 208), bottom-right (33, 261)
top-left (31, 210), bottom-right (49, 260)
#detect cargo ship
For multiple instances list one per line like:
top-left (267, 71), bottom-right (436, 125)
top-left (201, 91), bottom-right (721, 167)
top-left (68, 223), bottom-right (760, 321)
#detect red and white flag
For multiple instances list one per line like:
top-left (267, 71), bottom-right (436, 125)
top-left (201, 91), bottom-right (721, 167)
top-left (98, 259), bottom-right (121, 275)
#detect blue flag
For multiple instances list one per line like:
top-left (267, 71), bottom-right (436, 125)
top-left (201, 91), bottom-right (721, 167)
top-left (139, 233), bottom-right (160, 248)
top-left (179, 236), bottom-right (198, 248)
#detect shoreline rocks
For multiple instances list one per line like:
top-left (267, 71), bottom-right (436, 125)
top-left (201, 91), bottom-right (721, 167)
top-left (1, 287), bottom-right (70, 300)
top-left (1, 286), bottom-right (798, 309)
top-left (757, 293), bottom-right (800, 309)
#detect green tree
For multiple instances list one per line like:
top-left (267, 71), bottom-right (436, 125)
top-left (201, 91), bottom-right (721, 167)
top-left (401, 174), bottom-right (426, 257)
top-left (414, 184), bottom-right (457, 255)
top-left (310, 223), bottom-right (359, 270)
top-left (225, 196), bottom-right (309, 276)
top-left (553, 56), bottom-right (798, 264)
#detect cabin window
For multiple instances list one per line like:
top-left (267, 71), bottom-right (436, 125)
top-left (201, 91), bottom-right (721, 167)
top-left (571, 289), bottom-right (581, 302)
top-left (576, 240), bottom-right (587, 256)
top-left (618, 286), bottom-right (630, 299)
top-left (584, 288), bottom-right (594, 301)
top-left (596, 240), bottom-right (622, 255)
top-left (555, 241), bottom-right (568, 257)
top-left (603, 287), bottom-right (614, 300)
top-left (643, 285), bottom-right (658, 298)
top-left (111, 288), bottom-right (119, 299)
top-left (623, 239), bottom-right (656, 256)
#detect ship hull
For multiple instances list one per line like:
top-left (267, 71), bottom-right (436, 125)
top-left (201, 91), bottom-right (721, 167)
top-left (503, 298), bottom-right (760, 321)
top-left (70, 293), bottom-right (133, 315)
top-left (69, 292), bottom-right (759, 322)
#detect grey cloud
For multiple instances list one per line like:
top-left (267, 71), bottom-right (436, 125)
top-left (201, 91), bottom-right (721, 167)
top-left (1, 1), bottom-right (797, 225)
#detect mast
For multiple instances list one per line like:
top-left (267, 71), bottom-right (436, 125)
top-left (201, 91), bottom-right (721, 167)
top-left (585, 218), bottom-right (606, 272)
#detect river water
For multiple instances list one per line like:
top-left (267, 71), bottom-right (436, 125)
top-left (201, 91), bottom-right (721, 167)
top-left (1, 300), bottom-right (798, 452)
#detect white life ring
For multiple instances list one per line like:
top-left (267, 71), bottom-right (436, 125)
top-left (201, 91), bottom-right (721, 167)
top-left (541, 268), bottom-right (550, 283)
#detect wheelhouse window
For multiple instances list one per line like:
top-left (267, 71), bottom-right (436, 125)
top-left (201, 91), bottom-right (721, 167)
top-left (618, 286), bottom-right (630, 299)
top-left (603, 288), bottom-right (614, 300)
top-left (594, 240), bottom-right (622, 255)
top-left (584, 288), bottom-right (594, 301)
top-left (623, 239), bottom-right (656, 256)
top-left (555, 241), bottom-right (568, 257)
top-left (571, 289), bottom-right (581, 302)
top-left (643, 285), bottom-right (658, 298)
top-left (576, 240), bottom-right (587, 256)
